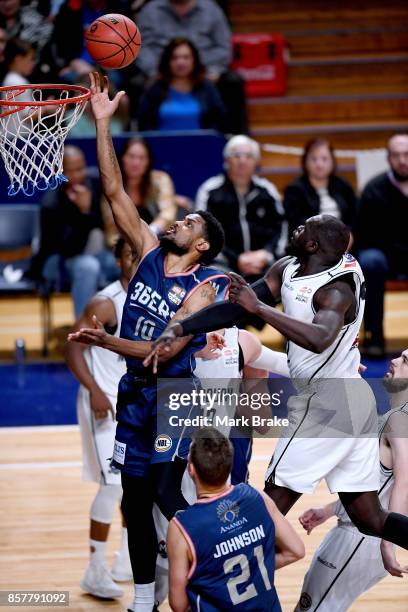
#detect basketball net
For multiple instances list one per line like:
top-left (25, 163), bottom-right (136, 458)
top-left (0, 85), bottom-right (90, 196)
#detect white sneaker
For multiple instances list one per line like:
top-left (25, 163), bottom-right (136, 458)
top-left (80, 561), bottom-right (124, 599)
top-left (111, 550), bottom-right (133, 582)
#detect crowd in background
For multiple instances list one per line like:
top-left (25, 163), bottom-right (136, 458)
top-left (0, 1), bottom-right (408, 359)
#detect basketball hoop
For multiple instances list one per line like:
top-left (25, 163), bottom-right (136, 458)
top-left (0, 84), bottom-right (90, 196)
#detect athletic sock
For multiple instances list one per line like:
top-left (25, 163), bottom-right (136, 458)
top-left (90, 538), bottom-right (107, 563)
top-left (383, 512), bottom-right (408, 550)
top-left (132, 582), bottom-right (155, 612)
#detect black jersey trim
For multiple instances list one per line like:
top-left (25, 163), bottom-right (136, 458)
top-left (307, 328), bottom-right (349, 383)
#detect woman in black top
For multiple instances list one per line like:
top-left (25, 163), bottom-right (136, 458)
top-left (283, 138), bottom-right (357, 238)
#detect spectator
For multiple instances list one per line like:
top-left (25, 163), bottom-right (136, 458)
top-left (102, 136), bottom-right (178, 247)
top-left (133, 0), bottom-right (247, 134)
top-left (283, 138), bottom-right (357, 239)
top-left (355, 133), bottom-right (408, 358)
top-left (0, 0), bottom-right (53, 79)
top-left (29, 145), bottom-right (118, 317)
top-left (138, 37), bottom-right (226, 132)
top-left (196, 134), bottom-right (286, 286)
top-left (0, 26), bottom-right (7, 80)
top-left (2, 37), bottom-right (36, 90)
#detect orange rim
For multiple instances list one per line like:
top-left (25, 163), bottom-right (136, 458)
top-left (0, 84), bottom-right (91, 112)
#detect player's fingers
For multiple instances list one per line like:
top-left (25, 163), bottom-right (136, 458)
top-left (89, 71), bottom-right (94, 90)
top-left (114, 90), bottom-right (126, 106)
top-left (152, 352), bottom-right (159, 374)
top-left (92, 314), bottom-right (104, 329)
top-left (103, 74), bottom-right (109, 93)
top-left (142, 351), bottom-right (153, 367)
top-left (229, 272), bottom-right (246, 285)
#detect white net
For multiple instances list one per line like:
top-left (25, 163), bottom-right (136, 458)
top-left (0, 86), bottom-right (89, 196)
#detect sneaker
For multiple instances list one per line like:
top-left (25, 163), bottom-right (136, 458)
top-left (80, 561), bottom-right (124, 599)
top-left (111, 550), bottom-right (133, 582)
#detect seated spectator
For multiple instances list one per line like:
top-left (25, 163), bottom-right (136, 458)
top-left (138, 37), bottom-right (226, 132)
top-left (0, 0), bottom-right (53, 81)
top-left (283, 138), bottom-right (357, 239)
top-left (354, 133), bottom-right (408, 358)
top-left (102, 137), bottom-right (178, 247)
top-left (29, 145), bottom-right (118, 317)
top-left (133, 0), bottom-right (247, 134)
top-left (2, 37), bottom-right (36, 91)
top-left (196, 134), bottom-right (286, 288)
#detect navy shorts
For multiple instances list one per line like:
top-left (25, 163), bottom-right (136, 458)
top-left (111, 372), bottom-right (198, 477)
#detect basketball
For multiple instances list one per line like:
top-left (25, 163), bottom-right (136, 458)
top-left (85, 13), bottom-right (141, 70)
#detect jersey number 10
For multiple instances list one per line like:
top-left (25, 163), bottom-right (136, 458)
top-left (134, 316), bottom-right (156, 341)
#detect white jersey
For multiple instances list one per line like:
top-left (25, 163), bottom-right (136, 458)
top-left (84, 280), bottom-right (127, 399)
top-left (335, 403), bottom-right (408, 522)
top-left (281, 254), bottom-right (365, 379)
top-left (194, 327), bottom-right (242, 380)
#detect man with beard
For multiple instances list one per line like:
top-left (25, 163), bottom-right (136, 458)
top-left (295, 350), bottom-right (408, 611)
top-left (145, 214), bottom-right (408, 552)
top-left (355, 133), bottom-right (408, 357)
top-left (69, 73), bottom-right (229, 612)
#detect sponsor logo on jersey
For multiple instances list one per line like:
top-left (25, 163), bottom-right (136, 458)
top-left (295, 286), bottom-right (312, 303)
top-left (317, 556), bottom-right (337, 569)
top-left (168, 284), bottom-right (186, 306)
top-left (299, 592), bottom-right (312, 610)
top-left (154, 434), bottom-right (173, 453)
top-left (217, 499), bottom-right (240, 523)
top-left (344, 253), bottom-right (357, 268)
top-left (113, 440), bottom-right (126, 465)
top-left (158, 540), bottom-right (167, 559)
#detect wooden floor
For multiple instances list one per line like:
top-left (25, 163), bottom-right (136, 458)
top-left (0, 428), bottom-right (407, 611)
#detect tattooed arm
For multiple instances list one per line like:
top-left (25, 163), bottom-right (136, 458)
top-left (89, 72), bottom-right (157, 261)
top-left (145, 282), bottom-right (217, 373)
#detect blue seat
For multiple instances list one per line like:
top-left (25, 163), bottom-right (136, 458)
top-left (0, 205), bottom-right (51, 355)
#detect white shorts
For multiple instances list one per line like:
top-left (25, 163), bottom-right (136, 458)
top-left (266, 382), bottom-right (380, 494)
top-left (295, 524), bottom-right (388, 611)
top-left (77, 386), bottom-right (120, 486)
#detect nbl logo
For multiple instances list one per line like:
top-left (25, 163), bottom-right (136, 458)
top-left (154, 434), bottom-right (172, 453)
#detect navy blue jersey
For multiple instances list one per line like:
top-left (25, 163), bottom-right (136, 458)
top-left (175, 483), bottom-right (281, 611)
top-left (120, 246), bottom-right (229, 377)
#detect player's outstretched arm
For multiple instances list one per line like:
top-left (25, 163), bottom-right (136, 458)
top-left (142, 274), bottom-right (281, 367)
top-left (298, 503), bottom-right (337, 535)
top-left (167, 519), bottom-right (191, 612)
top-left (261, 492), bottom-right (305, 569)
top-left (89, 72), bottom-right (157, 261)
top-left (230, 274), bottom-right (354, 353)
top-left (65, 296), bottom-right (116, 419)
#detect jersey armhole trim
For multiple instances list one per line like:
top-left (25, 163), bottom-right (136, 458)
top-left (183, 274), bottom-right (231, 305)
top-left (173, 517), bottom-right (197, 580)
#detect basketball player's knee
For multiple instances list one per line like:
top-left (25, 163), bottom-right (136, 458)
top-left (352, 510), bottom-right (387, 537)
top-left (90, 483), bottom-right (122, 524)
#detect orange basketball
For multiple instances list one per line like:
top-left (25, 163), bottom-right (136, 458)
top-left (85, 13), bottom-right (141, 70)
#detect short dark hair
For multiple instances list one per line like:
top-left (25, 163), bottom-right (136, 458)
top-left (114, 237), bottom-right (126, 258)
top-left (190, 427), bottom-right (233, 486)
top-left (196, 210), bottom-right (225, 265)
top-left (158, 37), bottom-right (205, 85)
top-left (301, 138), bottom-right (336, 175)
top-left (4, 37), bottom-right (34, 69)
top-left (316, 215), bottom-right (350, 255)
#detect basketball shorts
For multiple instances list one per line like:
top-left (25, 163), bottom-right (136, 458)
top-left (111, 372), bottom-right (197, 477)
top-left (295, 524), bottom-right (388, 612)
top-left (230, 435), bottom-right (253, 484)
top-left (265, 381), bottom-right (380, 494)
top-left (77, 385), bottom-right (120, 486)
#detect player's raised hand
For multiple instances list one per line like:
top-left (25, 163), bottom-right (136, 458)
top-left (143, 324), bottom-right (183, 373)
top-left (298, 507), bottom-right (328, 535)
top-left (228, 272), bottom-right (260, 314)
top-left (89, 71), bottom-right (126, 121)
